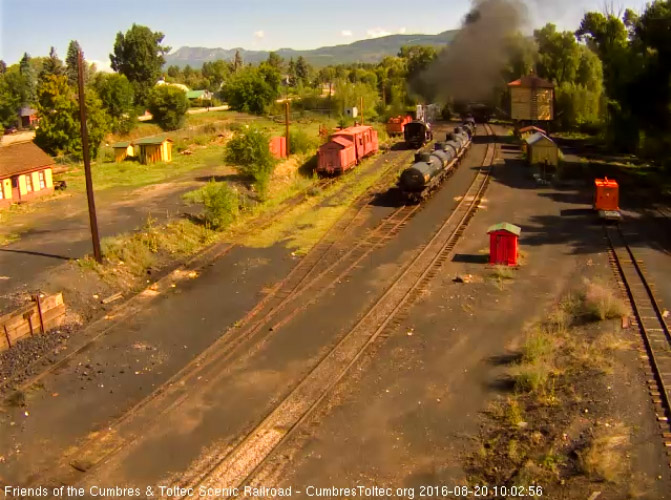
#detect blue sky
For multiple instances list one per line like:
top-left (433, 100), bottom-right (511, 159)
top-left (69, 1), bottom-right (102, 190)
top-left (0, 0), bottom-right (652, 67)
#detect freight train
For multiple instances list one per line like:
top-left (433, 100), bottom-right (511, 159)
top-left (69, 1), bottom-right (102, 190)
top-left (317, 125), bottom-right (379, 175)
top-left (398, 121), bottom-right (475, 203)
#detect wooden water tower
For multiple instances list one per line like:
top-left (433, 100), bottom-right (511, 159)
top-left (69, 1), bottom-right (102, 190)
top-left (508, 75), bottom-right (555, 122)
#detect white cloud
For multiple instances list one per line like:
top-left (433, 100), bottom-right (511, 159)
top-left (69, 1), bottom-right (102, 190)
top-left (366, 28), bottom-right (391, 38)
top-left (254, 30), bottom-right (265, 39)
top-left (341, 30), bottom-right (353, 37)
top-left (89, 59), bottom-right (113, 73)
top-left (398, 27), bottom-right (407, 34)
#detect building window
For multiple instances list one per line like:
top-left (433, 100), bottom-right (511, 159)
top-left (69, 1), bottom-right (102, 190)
top-left (0, 186), bottom-right (3, 200)
top-left (38, 171), bottom-right (45, 189)
top-left (25, 175), bottom-right (33, 192)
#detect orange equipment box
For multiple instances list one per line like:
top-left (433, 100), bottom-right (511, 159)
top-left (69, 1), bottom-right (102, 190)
top-left (594, 177), bottom-right (619, 211)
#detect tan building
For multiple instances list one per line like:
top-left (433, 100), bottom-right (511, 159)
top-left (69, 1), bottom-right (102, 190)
top-left (524, 132), bottom-right (559, 167)
top-left (0, 141), bottom-right (55, 208)
top-left (111, 141), bottom-right (136, 162)
top-left (508, 75), bottom-right (555, 121)
top-left (134, 136), bottom-right (173, 164)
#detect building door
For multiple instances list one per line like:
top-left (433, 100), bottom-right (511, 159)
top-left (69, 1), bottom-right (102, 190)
top-left (11, 176), bottom-right (20, 200)
top-left (496, 234), bottom-right (508, 264)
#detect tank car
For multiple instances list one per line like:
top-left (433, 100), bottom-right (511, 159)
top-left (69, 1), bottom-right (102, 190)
top-left (404, 121), bottom-right (433, 149)
top-left (398, 143), bottom-right (460, 203)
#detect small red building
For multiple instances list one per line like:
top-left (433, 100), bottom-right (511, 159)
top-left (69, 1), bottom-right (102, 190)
top-left (269, 136), bottom-right (287, 159)
top-left (487, 222), bottom-right (522, 267)
top-left (594, 177), bottom-right (619, 211)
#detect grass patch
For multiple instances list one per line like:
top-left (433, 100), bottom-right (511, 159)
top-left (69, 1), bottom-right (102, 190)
top-left (581, 279), bottom-right (628, 321)
top-left (79, 217), bottom-right (217, 287)
top-left (58, 145), bottom-right (227, 193)
top-left (0, 231), bottom-right (21, 247)
top-left (579, 422), bottom-right (630, 483)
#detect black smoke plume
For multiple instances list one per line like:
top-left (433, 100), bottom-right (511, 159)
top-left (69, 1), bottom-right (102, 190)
top-left (422, 0), bottom-right (528, 103)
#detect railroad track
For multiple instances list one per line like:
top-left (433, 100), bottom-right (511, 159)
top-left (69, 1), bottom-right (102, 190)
top-left (171, 124), bottom-right (497, 499)
top-left (25, 148), bottom-right (419, 491)
top-left (605, 225), bottom-right (671, 458)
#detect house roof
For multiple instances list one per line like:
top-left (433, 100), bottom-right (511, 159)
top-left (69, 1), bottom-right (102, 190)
top-left (508, 75), bottom-right (554, 89)
top-left (133, 136), bottom-right (173, 146)
top-left (19, 107), bottom-right (37, 117)
top-left (186, 90), bottom-right (207, 99)
top-left (0, 141), bottom-right (54, 178)
top-left (487, 222), bottom-right (522, 236)
top-left (525, 132), bottom-right (555, 146)
top-left (519, 126), bottom-right (546, 134)
top-left (111, 141), bottom-right (131, 148)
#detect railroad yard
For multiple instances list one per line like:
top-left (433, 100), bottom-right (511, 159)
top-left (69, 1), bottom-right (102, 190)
top-left (2, 1), bottom-right (671, 499)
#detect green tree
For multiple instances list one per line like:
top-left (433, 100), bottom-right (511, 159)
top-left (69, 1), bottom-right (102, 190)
top-left (93, 72), bottom-right (136, 133)
top-left (295, 56), bottom-right (311, 86)
top-left (233, 50), bottom-right (243, 72)
top-left (222, 64), bottom-right (280, 114)
top-left (166, 65), bottom-right (181, 79)
top-left (65, 40), bottom-right (82, 86)
top-left (19, 53), bottom-right (37, 105)
top-left (110, 24), bottom-right (170, 105)
top-left (224, 126), bottom-right (275, 196)
top-left (40, 47), bottom-right (64, 81)
top-left (146, 85), bottom-right (189, 130)
top-left (34, 74), bottom-right (109, 158)
top-left (266, 52), bottom-right (283, 71)
top-left (0, 74), bottom-right (21, 127)
top-left (534, 24), bottom-right (581, 84)
top-left (202, 60), bottom-right (230, 91)
top-left (287, 58), bottom-right (296, 86)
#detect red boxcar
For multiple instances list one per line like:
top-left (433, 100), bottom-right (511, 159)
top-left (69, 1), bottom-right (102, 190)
top-left (386, 115), bottom-right (412, 136)
top-left (317, 125), bottom-right (379, 175)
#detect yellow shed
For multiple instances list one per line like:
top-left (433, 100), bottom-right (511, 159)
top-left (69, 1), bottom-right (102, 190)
top-left (134, 137), bottom-right (173, 165)
top-left (112, 141), bottom-right (135, 162)
top-left (508, 75), bottom-right (554, 121)
top-left (0, 141), bottom-right (55, 208)
top-left (525, 132), bottom-right (559, 167)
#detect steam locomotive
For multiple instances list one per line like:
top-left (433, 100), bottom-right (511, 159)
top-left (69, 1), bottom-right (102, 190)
top-left (398, 121), bottom-right (475, 203)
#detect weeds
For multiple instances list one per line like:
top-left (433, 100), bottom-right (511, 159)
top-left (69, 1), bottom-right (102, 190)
top-left (582, 279), bottom-right (628, 320)
top-left (579, 422), bottom-right (630, 483)
top-left (183, 180), bottom-right (240, 229)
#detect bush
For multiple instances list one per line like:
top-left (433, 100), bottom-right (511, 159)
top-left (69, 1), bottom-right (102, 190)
top-left (147, 85), bottom-right (190, 131)
top-left (289, 129), bottom-right (319, 154)
top-left (184, 181), bottom-right (240, 229)
top-left (225, 127), bottom-right (276, 196)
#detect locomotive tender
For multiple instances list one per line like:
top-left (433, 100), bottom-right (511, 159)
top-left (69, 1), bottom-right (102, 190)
top-left (398, 121), bottom-right (475, 203)
top-left (404, 121), bottom-right (433, 149)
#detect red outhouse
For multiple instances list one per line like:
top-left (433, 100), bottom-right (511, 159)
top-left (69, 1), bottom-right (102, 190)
top-left (269, 136), bottom-right (287, 159)
top-left (487, 223), bottom-right (522, 267)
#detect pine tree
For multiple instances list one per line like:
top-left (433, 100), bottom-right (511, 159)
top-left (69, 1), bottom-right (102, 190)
top-left (287, 58), bottom-right (297, 87)
top-left (65, 40), bottom-right (82, 86)
top-left (295, 56), bottom-right (310, 86)
top-left (40, 47), bottom-right (64, 81)
top-left (19, 53), bottom-right (37, 104)
top-left (0, 60), bottom-right (6, 75)
top-left (233, 50), bottom-right (243, 72)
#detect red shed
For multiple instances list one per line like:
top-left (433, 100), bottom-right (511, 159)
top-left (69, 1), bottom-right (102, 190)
top-left (317, 136), bottom-right (356, 175)
top-left (487, 222), bottom-right (522, 267)
top-left (269, 136), bottom-right (287, 159)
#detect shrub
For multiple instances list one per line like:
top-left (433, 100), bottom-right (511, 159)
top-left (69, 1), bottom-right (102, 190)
top-left (225, 127), bottom-right (276, 196)
top-left (582, 280), bottom-right (628, 321)
top-left (289, 129), bottom-right (319, 154)
top-left (147, 85), bottom-right (189, 131)
top-left (184, 181), bottom-right (240, 229)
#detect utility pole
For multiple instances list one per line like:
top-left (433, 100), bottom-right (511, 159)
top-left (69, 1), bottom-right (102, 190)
top-left (77, 49), bottom-right (102, 263)
top-left (284, 100), bottom-right (290, 157)
top-left (359, 96), bottom-right (364, 125)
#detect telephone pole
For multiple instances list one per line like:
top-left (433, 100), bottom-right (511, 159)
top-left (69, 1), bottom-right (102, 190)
top-left (284, 100), bottom-right (290, 156)
top-left (77, 49), bottom-right (102, 263)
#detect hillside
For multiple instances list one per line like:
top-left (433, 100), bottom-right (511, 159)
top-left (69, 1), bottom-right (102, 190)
top-left (164, 30), bottom-right (457, 68)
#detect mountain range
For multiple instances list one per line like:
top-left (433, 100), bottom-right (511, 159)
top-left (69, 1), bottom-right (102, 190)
top-left (164, 30), bottom-right (457, 68)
